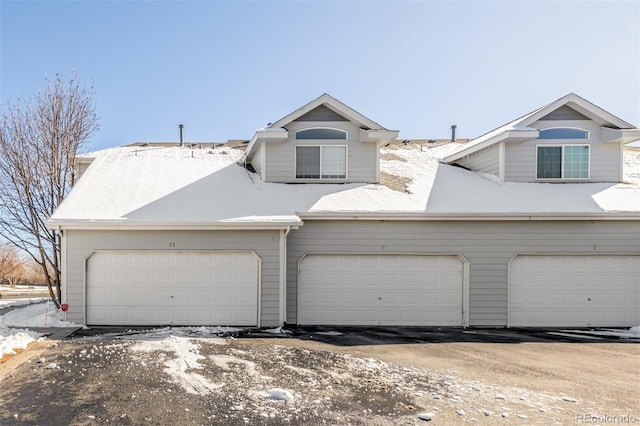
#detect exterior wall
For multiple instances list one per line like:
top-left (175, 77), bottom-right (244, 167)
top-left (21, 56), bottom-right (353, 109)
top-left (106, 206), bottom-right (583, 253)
top-left (252, 142), bottom-right (265, 180)
top-left (505, 120), bottom-right (621, 182)
top-left (457, 144), bottom-right (500, 177)
top-left (62, 229), bottom-right (281, 327)
top-left (263, 121), bottom-right (378, 183)
top-left (285, 220), bottom-right (640, 326)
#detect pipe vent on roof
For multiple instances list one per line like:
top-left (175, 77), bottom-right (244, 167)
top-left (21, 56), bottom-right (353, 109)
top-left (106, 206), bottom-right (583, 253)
top-left (451, 124), bottom-right (457, 143)
top-left (179, 124), bottom-right (184, 147)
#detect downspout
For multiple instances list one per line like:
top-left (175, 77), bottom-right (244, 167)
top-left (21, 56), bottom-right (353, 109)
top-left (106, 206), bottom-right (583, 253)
top-left (279, 226), bottom-right (291, 326)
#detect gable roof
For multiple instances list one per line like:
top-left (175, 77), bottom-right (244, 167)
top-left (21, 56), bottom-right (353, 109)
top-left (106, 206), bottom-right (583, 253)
top-left (445, 93), bottom-right (639, 163)
top-left (270, 93), bottom-right (386, 130)
top-left (242, 94), bottom-right (398, 162)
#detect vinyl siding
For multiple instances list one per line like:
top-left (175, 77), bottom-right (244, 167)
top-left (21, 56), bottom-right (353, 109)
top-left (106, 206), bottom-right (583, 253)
top-left (264, 121), bottom-right (378, 183)
top-left (62, 229), bottom-right (281, 327)
top-left (505, 120), bottom-right (621, 182)
top-left (457, 144), bottom-right (500, 176)
top-left (252, 142), bottom-right (265, 180)
top-left (285, 220), bottom-right (640, 326)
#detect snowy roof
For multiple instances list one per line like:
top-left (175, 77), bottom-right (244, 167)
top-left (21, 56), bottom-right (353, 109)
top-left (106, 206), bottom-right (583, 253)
top-left (445, 93), bottom-right (640, 163)
top-left (47, 142), bottom-right (640, 229)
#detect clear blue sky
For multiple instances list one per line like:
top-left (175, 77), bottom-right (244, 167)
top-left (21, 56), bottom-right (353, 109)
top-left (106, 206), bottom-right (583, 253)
top-left (1, 1), bottom-right (638, 151)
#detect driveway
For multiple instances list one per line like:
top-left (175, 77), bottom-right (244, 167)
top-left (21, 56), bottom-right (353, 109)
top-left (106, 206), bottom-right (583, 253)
top-left (0, 327), bottom-right (637, 425)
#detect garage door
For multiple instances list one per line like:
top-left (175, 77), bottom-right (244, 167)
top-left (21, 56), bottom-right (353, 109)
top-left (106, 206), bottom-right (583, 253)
top-left (509, 255), bottom-right (640, 327)
top-left (87, 251), bottom-right (259, 326)
top-left (298, 254), bottom-right (464, 326)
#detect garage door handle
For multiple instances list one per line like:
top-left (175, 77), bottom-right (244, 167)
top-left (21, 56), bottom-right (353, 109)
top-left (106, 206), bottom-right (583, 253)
top-left (378, 297), bottom-right (382, 300)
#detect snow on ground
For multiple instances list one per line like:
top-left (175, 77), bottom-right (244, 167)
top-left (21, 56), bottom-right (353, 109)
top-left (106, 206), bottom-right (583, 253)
top-left (0, 301), bottom-right (79, 359)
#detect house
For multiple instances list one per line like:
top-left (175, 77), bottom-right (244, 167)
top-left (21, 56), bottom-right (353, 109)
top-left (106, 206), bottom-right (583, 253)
top-left (47, 93), bottom-right (640, 329)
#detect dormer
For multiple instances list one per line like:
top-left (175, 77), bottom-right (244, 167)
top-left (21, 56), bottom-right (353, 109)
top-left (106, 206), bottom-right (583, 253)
top-left (444, 93), bottom-right (640, 183)
top-left (242, 94), bottom-right (398, 183)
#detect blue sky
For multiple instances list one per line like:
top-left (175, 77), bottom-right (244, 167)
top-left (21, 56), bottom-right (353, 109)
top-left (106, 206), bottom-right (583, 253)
top-left (1, 1), bottom-right (638, 151)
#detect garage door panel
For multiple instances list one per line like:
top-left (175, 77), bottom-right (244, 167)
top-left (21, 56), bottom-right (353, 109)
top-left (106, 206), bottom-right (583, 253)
top-left (299, 254), bottom-right (463, 326)
top-left (509, 255), bottom-right (639, 327)
top-left (87, 251), bottom-right (258, 326)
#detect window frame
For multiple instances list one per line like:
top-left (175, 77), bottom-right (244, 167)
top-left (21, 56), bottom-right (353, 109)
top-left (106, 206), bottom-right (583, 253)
top-left (294, 145), bottom-right (348, 180)
top-left (537, 127), bottom-right (589, 140)
top-left (535, 144), bottom-right (590, 181)
top-left (295, 127), bottom-right (348, 140)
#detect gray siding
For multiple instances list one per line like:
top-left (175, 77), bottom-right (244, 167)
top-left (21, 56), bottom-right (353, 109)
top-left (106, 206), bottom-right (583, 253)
top-left (539, 105), bottom-right (591, 121)
top-left (457, 144), bottom-right (500, 176)
top-left (252, 142), bottom-right (265, 180)
top-left (264, 121), bottom-right (378, 183)
top-left (505, 120), bottom-right (621, 182)
top-left (295, 105), bottom-right (349, 122)
top-left (285, 220), bottom-right (640, 326)
top-left (63, 229), bottom-right (281, 327)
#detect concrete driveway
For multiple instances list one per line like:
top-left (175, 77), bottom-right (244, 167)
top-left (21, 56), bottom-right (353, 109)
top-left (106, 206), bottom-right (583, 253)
top-left (0, 326), bottom-right (637, 425)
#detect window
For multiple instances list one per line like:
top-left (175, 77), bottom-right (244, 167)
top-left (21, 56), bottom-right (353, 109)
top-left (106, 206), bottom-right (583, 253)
top-left (538, 128), bottom-right (588, 140)
top-left (536, 145), bottom-right (589, 179)
top-left (296, 128), bottom-right (347, 140)
top-left (296, 146), bottom-right (347, 179)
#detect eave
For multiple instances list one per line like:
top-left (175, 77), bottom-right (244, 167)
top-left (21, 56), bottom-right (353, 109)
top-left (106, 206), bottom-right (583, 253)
top-left (47, 219), bottom-right (303, 231)
top-left (298, 212), bottom-right (640, 221)
top-left (445, 129), bottom-right (538, 163)
top-left (601, 127), bottom-right (640, 144)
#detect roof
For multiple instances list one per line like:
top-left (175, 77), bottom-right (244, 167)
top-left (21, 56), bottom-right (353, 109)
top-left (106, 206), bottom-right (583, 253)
top-left (242, 94), bottom-right (399, 163)
top-left (47, 143), bottom-right (640, 230)
top-left (445, 93), bottom-right (640, 163)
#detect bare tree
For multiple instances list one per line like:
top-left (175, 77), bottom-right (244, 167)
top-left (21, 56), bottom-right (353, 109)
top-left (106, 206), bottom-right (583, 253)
top-left (0, 73), bottom-right (99, 307)
top-left (0, 243), bottom-right (23, 287)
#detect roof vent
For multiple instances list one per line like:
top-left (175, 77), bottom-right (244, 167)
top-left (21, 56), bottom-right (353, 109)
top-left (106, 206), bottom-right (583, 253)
top-left (451, 124), bottom-right (457, 143)
top-left (179, 124), bottom-right (184, 147)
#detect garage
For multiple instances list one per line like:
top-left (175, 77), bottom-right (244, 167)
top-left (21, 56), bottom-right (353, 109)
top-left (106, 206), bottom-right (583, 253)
top-left (508, 255), bottom-right (640, 327)
top-left (297, 254), bottom-right (465, 326)
top-left (86, 251), bottom-right (259, 326)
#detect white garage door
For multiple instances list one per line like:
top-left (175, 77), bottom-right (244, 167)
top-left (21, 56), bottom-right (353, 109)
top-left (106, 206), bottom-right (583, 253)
top-left (298, 254), bottom-right (464, 326)
top-left (87, 251), bottom-right (259, 326)
top-left (509, 255), bottom-right (640, 327)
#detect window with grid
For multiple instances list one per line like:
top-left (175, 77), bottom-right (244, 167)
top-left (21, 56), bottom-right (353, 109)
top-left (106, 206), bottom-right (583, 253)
top-left (536, 145), bottom-right (589, 180)
top-left (296, 146), bottom-right (346, 179)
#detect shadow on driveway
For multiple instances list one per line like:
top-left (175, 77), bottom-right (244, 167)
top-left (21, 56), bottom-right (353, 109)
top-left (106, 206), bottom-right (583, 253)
top-left (68, 325), bottom-right (639, 345)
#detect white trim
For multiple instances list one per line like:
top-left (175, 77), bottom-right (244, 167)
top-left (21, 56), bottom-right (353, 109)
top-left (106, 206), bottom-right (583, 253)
top-left (84, 249), bottom-right (262, 327)
top-left (535, 143), bottom-right (591, 181)
top-left (297, 212), bottom-right (640, 221)
top-left (498, 141), bottom-right (505, 181)
top-left (294, 127), bottom-right (348, 140)
top-left (506, 252), bottom-right (640, 328)
top-left (537, 127), bottom-right (590, 140)
top-left (296, 252), bottom-right (469, 327)
top-left (48, 221), bottom-right (302, 231)
top-left (294, 145), bottom-right (348, 181)
top-left (279, 227), bottom-right (291, 326)
top-left (260, 142), bottom-right (266, 181)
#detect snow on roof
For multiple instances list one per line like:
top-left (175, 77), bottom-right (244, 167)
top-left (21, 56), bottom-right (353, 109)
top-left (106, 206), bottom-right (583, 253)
top-left (48, 143), bottom-right (640, 228)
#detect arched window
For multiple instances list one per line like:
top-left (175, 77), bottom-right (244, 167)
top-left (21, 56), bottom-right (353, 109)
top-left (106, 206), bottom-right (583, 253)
top-left (295, 128), bottom-right (347, 140)
top-left (538, 128), bottom-right (589, 140)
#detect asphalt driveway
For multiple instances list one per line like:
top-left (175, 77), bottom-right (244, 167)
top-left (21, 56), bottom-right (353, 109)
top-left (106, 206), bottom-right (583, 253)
top-left (0, 327), bottom-right (638, 425)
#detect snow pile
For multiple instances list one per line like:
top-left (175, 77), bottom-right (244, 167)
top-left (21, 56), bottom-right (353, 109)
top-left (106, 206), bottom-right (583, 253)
top-left (0, 301), bottom-right (79, 359)
top-left (0, 328), bottom-right (42, 358)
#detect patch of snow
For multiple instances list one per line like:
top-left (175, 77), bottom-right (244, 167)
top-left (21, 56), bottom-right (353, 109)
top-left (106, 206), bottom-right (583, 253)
top-left (265, 388), bottom-right (295, 402)
top-left (418, 412), bottom-right (435, 421)
top-left (0, 328), bottom-right (42, 358)
top-left (262, 327), bottom-right (291, 335)
top-left (0, 297), bottom-right (49, 308)
top-left (314, 331), bottom-right (344, 336)
top-left (0, 302), bottom-right (79, 328)
top-left (131, 335), bottom-right (224, 395)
